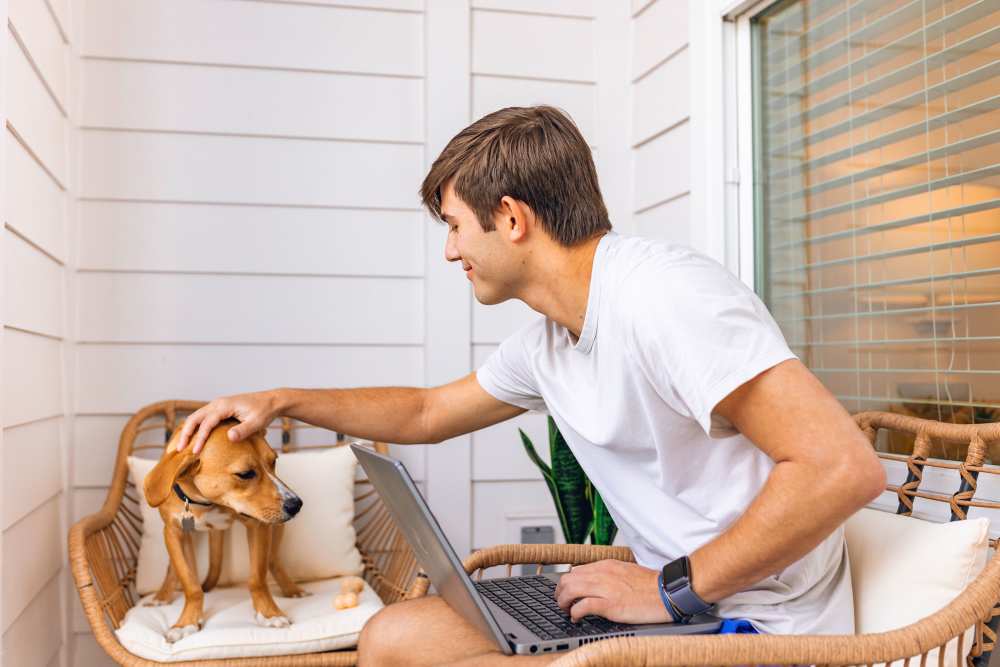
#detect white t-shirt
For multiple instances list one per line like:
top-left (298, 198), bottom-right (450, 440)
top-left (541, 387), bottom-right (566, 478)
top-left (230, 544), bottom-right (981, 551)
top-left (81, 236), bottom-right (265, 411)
top-left (475, 231), bottom-right (854, 634)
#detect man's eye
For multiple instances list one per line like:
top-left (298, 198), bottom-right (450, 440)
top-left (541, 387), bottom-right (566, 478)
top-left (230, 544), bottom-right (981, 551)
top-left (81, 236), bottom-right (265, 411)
top-left (236, 470), bottom-right (257, 480)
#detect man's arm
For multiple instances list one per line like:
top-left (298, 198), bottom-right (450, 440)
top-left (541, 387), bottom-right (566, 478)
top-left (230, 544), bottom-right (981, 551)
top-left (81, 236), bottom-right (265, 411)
top-left (177, 372), bottom-right (524, 453)
top-left (687, 357), bottom-right (886, 602)
top-left (555, 358), bottom-right (886, 623)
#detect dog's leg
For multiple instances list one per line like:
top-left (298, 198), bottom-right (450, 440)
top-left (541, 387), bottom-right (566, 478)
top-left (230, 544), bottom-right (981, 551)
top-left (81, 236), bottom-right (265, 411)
top-left (164, 524), bottom-right (205, 643)
top-left (146, 564), bottom-right (179, 606)
top-left (202, 529), bottom-right (223, 592)
top-left (248, 522), bottom-right (291, 627)
top-left (268, 523), bottom-right (310, 598)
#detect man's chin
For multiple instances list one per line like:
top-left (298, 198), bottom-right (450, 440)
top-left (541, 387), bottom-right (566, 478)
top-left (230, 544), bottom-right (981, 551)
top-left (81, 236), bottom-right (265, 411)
top-left (472, 286), bottom-right (507, 306)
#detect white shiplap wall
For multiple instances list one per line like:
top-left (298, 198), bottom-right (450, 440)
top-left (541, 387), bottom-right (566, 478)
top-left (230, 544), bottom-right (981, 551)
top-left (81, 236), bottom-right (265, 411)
top-left (3, 0), bottom-right (72, 666)
top-left (0, 1), bottom-right (697, 664)
top-left (71, 0), bottom-right (428, 663)
top-left (631, 0), bottom-right (690, 245)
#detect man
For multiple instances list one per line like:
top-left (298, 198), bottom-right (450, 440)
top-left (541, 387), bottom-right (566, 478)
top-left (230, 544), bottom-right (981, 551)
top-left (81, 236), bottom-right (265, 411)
top-left (176, 106), bottom-right (885, 665)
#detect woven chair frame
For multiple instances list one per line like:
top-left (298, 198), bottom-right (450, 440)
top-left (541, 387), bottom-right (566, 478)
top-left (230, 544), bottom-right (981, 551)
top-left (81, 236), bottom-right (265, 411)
top-left (405, 411), bottom-right (1000, 667)
top-left (69, 399), bottom-right (430, 667)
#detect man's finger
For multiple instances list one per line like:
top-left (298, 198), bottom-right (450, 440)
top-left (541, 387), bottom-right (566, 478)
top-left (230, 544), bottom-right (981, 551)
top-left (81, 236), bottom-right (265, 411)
top-left (569, 597), bottom-right (601, 623)
top-left (191, 416), bottom-right (221, 454)
top-left (227, 420), bottom-right (257, 442)
top-left (176, 412), bottom-right (204, 451)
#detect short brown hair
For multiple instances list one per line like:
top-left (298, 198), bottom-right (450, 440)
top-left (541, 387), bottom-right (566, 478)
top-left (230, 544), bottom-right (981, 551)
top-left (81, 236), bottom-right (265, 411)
top-left (419, 105), bottom-right (611, 246)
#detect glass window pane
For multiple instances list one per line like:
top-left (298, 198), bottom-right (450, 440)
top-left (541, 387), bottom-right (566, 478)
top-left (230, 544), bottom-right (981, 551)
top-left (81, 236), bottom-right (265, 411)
top-left (753, 0), bottom-right (1000, 461)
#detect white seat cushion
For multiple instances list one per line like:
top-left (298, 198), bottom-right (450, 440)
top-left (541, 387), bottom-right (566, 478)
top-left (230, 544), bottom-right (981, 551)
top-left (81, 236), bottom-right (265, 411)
top-left (845, 507), bottom-right (989, 665)
top-left (116, 576), bottom-right (383, 662)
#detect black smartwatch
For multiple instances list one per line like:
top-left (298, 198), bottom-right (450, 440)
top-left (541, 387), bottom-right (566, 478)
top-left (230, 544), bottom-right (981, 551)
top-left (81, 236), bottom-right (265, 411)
top-left (660, 556), bottom-right (714, 622)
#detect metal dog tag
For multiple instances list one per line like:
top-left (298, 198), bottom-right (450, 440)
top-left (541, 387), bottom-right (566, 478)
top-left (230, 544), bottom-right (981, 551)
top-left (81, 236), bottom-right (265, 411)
top-left (181, 501), bottom-right (195, 533)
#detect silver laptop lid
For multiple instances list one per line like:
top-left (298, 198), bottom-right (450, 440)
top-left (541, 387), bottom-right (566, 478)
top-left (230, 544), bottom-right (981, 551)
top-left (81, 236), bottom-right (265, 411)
top-left (350, 443), bottom-right (514, 655)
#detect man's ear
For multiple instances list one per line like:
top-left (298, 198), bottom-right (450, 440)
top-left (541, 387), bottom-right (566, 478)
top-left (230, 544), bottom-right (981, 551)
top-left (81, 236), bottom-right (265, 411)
top-left (144, 447), bottom-right (201, 508)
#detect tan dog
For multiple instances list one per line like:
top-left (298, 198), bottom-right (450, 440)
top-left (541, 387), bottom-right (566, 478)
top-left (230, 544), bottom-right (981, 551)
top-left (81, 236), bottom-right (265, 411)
top-left (143, 418), bottom-right (308, 642)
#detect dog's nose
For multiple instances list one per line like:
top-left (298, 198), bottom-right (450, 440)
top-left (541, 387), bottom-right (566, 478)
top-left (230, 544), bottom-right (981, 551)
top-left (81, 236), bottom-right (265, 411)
top-left (283, 496), bottom-right (303, 517)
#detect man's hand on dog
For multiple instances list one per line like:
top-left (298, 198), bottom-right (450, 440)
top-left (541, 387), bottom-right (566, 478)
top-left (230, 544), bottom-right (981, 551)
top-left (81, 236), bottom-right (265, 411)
top-left (177, 390), bottom-right (282, 454)
top-left (554, 559), bottom-right (673, 625)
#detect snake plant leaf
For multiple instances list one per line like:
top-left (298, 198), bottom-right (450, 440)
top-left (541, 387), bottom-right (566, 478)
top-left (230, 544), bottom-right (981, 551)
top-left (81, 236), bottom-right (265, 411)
top-left (548, 417), bottom-right (592, 545)
top-left (591, 488), bottom-right (618, 546)
top-left (519, 428), bottom-right (572, 543)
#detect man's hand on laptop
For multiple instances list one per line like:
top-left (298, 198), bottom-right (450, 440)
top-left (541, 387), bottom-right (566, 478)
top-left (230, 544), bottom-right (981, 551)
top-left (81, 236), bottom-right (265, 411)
top-left (554, 559), bottom-right (672, 624)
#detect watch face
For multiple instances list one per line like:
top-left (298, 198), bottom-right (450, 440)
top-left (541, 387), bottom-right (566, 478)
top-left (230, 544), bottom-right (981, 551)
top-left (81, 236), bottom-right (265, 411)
top-left (662, 556), bottom-right (690, 587)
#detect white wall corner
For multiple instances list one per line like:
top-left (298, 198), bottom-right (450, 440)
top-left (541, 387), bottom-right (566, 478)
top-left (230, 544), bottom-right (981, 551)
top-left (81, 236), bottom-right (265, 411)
top-left (0, 0), bottom-right (9, 662)
top-left (424, 0), bottom-right (473, 558)
top-left (687, 0), bottom-right (730, 269)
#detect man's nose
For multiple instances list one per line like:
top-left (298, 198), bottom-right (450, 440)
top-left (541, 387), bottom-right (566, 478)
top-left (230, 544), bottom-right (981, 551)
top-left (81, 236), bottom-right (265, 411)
top-left (444, 234), bottom-right (460, 263)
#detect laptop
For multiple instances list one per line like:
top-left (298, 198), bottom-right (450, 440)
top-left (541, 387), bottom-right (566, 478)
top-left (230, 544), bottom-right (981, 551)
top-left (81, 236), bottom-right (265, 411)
top-left (350, 443), bottom-right (722, 656)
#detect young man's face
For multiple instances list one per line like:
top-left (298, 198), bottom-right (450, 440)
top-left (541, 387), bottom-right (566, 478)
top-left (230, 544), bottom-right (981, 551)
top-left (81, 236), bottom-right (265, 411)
top-left (439, 180), bottom-right (515, 305)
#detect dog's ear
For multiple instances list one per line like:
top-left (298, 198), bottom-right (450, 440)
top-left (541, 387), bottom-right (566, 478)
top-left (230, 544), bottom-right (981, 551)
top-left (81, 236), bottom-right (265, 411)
top-left (144, 445), bottom-right (201, 508)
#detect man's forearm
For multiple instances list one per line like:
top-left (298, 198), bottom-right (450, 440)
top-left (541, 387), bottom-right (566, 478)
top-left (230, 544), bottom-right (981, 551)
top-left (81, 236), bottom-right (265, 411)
top-left (687, 456), bottom-right (882, 603)
top-left (275, 386), bottom-right (432, 444)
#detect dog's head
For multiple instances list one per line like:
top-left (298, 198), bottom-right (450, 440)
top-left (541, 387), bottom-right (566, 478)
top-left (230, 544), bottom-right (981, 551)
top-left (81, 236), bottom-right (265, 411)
top-left (143, 418), bottom-right (303, 524)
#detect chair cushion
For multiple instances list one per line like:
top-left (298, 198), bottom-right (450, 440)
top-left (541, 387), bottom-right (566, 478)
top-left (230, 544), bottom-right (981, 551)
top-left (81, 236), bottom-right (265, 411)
top-left (845, 507), bottom-right (989, 664)
top-left (128, 444), bottom-right (364, 595)
top-left (116, 576), bottom-right (382, 661)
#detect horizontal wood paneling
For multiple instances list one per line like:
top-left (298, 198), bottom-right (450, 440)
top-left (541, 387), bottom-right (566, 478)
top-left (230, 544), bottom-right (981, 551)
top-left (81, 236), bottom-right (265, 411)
top-left (3, 328), bottom-right (61, 427)
top-left (472, 479), bottom-right (559, 550)
top-left (632, 0), bottom-right (687, 81)
top-left (1, 495), bottom-right (63, 632)
top-left (75, 344), bottom-right (423, 414)
top-left (5, 132), bottom-right (67, 261)
top-left (633, 46), bottom-right (689, 146)
top-left (6, 30), bottom-right (66, 184)
top-left (9, 0), bottom-right (67, 109)
top-left (72, 632), bottom-right (116, 667)
top-left (80, 0), bottom-right (424, 76)
top-left (47, 0), bottom-right (70, 38)
top-left (4, 230), bottom-right (63, 338)
top-left (81, 59), bottom-right (424, 142)
top-left (472, 75), bottom-right (596, 145)
top-left (264, 0), bottom-right (423, 9)
top-left (633, 121), bottom-right (690, 213)
top-left (72, 488), bottom-right (105, 525)
top-left (1, 572), bottom-right (62, 666)
top-left (634, 194), bottom-right (691, 245)
top-left (78, 202), bottom-right (423, 276)
top-left (472, 9), bottom-right (595, 82)
top-left (77, 273), bottom-right (424, 344)
top-left (632, 0), bottom-right (655, 16)
top-left (3, 417), bottom-right (63, 530)
top-left (471, 0), bottom-right (595, 17)
top-left (72, 415), bottom-right (128, 488)
top-left (80, 130), bottom-right (423, 208)
top-left (472, 298), bottom-right (542, 345)
top-left (471, 344), bottom-right (549, 480)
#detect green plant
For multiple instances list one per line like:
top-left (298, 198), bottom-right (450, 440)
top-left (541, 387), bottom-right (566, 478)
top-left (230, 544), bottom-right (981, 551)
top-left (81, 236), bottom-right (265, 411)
top-left (519, 417), bottom-right (617, 546)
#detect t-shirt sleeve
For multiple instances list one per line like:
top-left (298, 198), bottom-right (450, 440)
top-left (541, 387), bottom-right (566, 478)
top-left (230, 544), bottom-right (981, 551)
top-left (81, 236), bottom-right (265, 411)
top-left (475, 321), bottom-right (548, 413)
top-left (630, 259), bottom-right (798, 438)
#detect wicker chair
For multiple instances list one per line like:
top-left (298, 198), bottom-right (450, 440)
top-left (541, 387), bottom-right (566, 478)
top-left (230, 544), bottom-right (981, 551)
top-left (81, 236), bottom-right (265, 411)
top-left (69, 399), bottom-right (429, 666)
top-left (411, 411), bottom-right (1000, 667)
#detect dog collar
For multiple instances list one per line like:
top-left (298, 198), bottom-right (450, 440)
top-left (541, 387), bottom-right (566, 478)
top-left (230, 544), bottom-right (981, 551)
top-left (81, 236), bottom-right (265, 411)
top-left (172, 483), bottom-right (213, 507)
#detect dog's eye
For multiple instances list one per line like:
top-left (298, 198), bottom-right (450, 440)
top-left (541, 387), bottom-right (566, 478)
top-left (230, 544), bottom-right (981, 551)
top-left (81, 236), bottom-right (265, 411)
top-left (236, 470), bottom-right (257, 480)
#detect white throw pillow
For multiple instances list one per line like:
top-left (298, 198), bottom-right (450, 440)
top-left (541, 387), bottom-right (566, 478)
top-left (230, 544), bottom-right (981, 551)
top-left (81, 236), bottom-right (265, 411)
top-left (845, 507), bottom-right (989, 666)
top-left (117, 576), bottom-right (382, 661)
top-left (128, 445), bottom-right (364, 595)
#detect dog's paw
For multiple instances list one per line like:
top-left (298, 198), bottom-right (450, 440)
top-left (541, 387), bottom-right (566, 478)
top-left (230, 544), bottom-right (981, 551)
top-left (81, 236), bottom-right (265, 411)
top-left (165, 624), bottom-right (200, 643)
top-left (255, 612), bottom-right (292, 628)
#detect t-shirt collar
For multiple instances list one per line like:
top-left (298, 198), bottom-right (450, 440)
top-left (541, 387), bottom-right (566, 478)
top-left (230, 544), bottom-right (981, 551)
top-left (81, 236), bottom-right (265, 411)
top-left (571, 230), bottom-right (615, 354)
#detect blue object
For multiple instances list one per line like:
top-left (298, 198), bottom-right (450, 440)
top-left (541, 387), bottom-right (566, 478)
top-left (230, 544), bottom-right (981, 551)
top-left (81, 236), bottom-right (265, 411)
top-left (656, 571), bottom-right (683, 623)
top-left (718, 619), bottom-right (759, 634)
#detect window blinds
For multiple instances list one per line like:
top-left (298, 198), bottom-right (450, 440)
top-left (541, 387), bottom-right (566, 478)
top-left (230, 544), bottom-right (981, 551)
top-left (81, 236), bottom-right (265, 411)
top-left (754, 0), bottom-right (1000, 457)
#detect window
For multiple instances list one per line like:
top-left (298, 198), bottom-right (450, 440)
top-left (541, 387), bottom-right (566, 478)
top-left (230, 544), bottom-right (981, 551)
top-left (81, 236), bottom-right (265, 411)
top-left (751, 0), bottom-right (1000, 461)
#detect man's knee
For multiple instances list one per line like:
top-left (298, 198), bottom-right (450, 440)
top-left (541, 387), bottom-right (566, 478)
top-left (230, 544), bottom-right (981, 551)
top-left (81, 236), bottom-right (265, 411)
top-left (358, 597), bottom-right (445, 667)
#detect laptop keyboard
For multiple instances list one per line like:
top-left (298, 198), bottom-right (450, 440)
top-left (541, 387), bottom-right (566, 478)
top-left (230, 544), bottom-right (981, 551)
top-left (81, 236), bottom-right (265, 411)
top-left (475, 575), bottom-right (632, 641)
